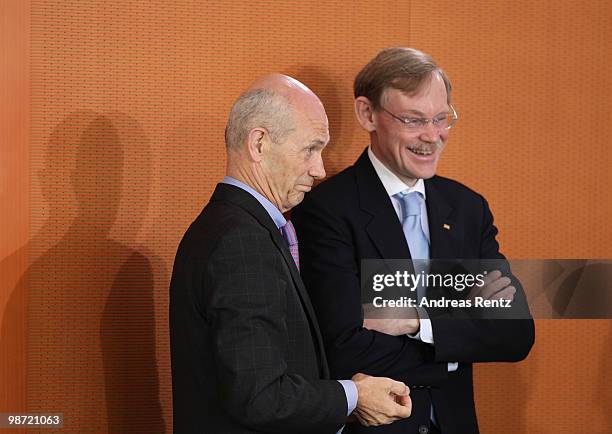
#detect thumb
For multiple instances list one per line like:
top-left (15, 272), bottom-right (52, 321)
top-left (389, 394), bottom-right (412, 418)
top-left (395, 393), bottom-right (411, 407)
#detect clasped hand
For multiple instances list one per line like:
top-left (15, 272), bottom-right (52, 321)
top-left (350, 373), bottom-right (411, 426)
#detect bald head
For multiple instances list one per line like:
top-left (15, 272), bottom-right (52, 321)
top-left (247, 73), bottom-right (321, 105)
top-left (225, 74), bottom-right (324, 151)
top-left (247, 73), bottom-right (310, 93)
top-left (224, 73), bottom-right (329, 212)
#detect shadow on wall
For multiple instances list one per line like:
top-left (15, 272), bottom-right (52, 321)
top-left (0, 111), bottom-right (165, 432)
top-left (544, 261), bottom-right (612, 319)
top-left (552, 262), bottom-right (612, 434)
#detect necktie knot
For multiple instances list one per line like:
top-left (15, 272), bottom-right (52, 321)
top-left (395, 190), bottom-right (423, 218)
top-left (280, 220), bottom-right (300, 270)
top-left (393, 189), bottom-right (429, 262)
top-left (280, 220), bottom-right (298, 246)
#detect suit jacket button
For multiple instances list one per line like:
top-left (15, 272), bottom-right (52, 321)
top-left (418, 426), bottom-right (429, 434)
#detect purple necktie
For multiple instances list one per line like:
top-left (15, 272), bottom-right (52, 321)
top-left (280, 220), bottom-right (300, 271)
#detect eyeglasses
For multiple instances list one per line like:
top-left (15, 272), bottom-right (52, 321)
top-left (380, 104), bottom-right (458, 130)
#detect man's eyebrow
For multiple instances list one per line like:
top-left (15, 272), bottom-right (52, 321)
top-left (400, 109), bottom-right (426, 116)
top-left (399, 108), bottom-right (448, 117)
top-left (309, 139), bottom-right (327, 146)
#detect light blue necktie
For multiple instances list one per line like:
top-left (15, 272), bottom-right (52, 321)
top-left (396, 190), bottom-right (429, 259)
top-left (395, 190), bottom-right (429, 300)
top-left (395, 190), bottom-right (439, 426)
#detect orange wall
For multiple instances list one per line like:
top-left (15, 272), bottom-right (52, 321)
top-left (1, 0), bottom-right (30, 425)
top-left (1, 1), bottom-right (610, 432)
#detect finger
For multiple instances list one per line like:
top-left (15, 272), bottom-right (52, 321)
top-left (468, 283), bottom-right (482, 299)
top-left (391, 400), bottom-right (412, 418)
top-left (482, 270), bottom-right (502, 285)
top-left (363, 319), bottom-right (392, 334)
top-left (401, 395), bottom-right (412, 416)
top-left (469, 270), bottom-right (502, 298)
top-left (480, 276), bottom-right (512, 299)
top-left (388, 379), bottom-right (409, 397)
top-left (490, 286), bottom-right (516, 301)
top-left (393, 393), bottom-right (411, 407)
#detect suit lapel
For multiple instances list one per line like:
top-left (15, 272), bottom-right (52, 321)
top-left (354, 151), bottom-right (412, 260)
top-left (424, 179), bottom-right (463, 259)
top-left (210, 183), bottom-right (330, 378)
top-left (354, 150), bottom-right (463, 261)
top-left (270, 230), bottom-right (332, 378)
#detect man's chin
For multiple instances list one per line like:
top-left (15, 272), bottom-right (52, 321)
top-left (397, 154), bottom-right (440, 181)
top-left (397, 167), bottom-right (438, 183)
top-left (409, 162), bottom-right (439, 180)
top-left (287, 193), bottom-right (306, 211)
top-left (419, 170), bottom-right (437, 180)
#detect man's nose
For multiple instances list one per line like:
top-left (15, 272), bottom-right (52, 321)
top-left (310, 153), bottom-right (326, 180)
top-left (419, 122), bottom-right (443, 143)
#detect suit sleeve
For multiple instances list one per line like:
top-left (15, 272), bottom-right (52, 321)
top-left (292, 194), bottom-right (447, 387)
top-left (205, 227), bottom-right (347, 433)
top-left (428, 195), bottom-right (536, 363)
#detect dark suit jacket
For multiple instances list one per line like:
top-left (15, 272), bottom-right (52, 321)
top-left (292, 150), bottom-right (535, 434)
top-left (170, 183), bottom-right (347, 433)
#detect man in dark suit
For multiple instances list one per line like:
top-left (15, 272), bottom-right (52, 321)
top-left (292, 48), bottom-right (535, 434)
top-left (170, 73), bottom-right (413, 433)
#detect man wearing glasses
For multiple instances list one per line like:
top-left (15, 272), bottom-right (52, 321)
top-left (292, 48), bottom-right (534, 433)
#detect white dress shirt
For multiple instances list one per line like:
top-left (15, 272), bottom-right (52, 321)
top-left (368, 147), bottom-right (458, 372)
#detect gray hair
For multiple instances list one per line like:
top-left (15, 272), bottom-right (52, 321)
top-left (225, 88), bottom-right (296, 150)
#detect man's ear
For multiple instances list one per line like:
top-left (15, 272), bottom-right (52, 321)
top-left (354, 96), bottom-right (377, 132)
top-left (246, 128), bottom-right (267, 162)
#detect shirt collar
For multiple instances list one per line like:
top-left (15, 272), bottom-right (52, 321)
top-left (222, 176), bottom-right (287, 229)
top-left (367, 146), bottom-right (426, 199)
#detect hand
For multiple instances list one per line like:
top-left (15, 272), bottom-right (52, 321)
top-left (468, 270), bottom-right (516, 302)
top-left (351, 373), bottom-right (411, 426)
top-left (363, 317), bottom-right (420, 335)
top-left (362, 304), bottom-right (420, 335)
